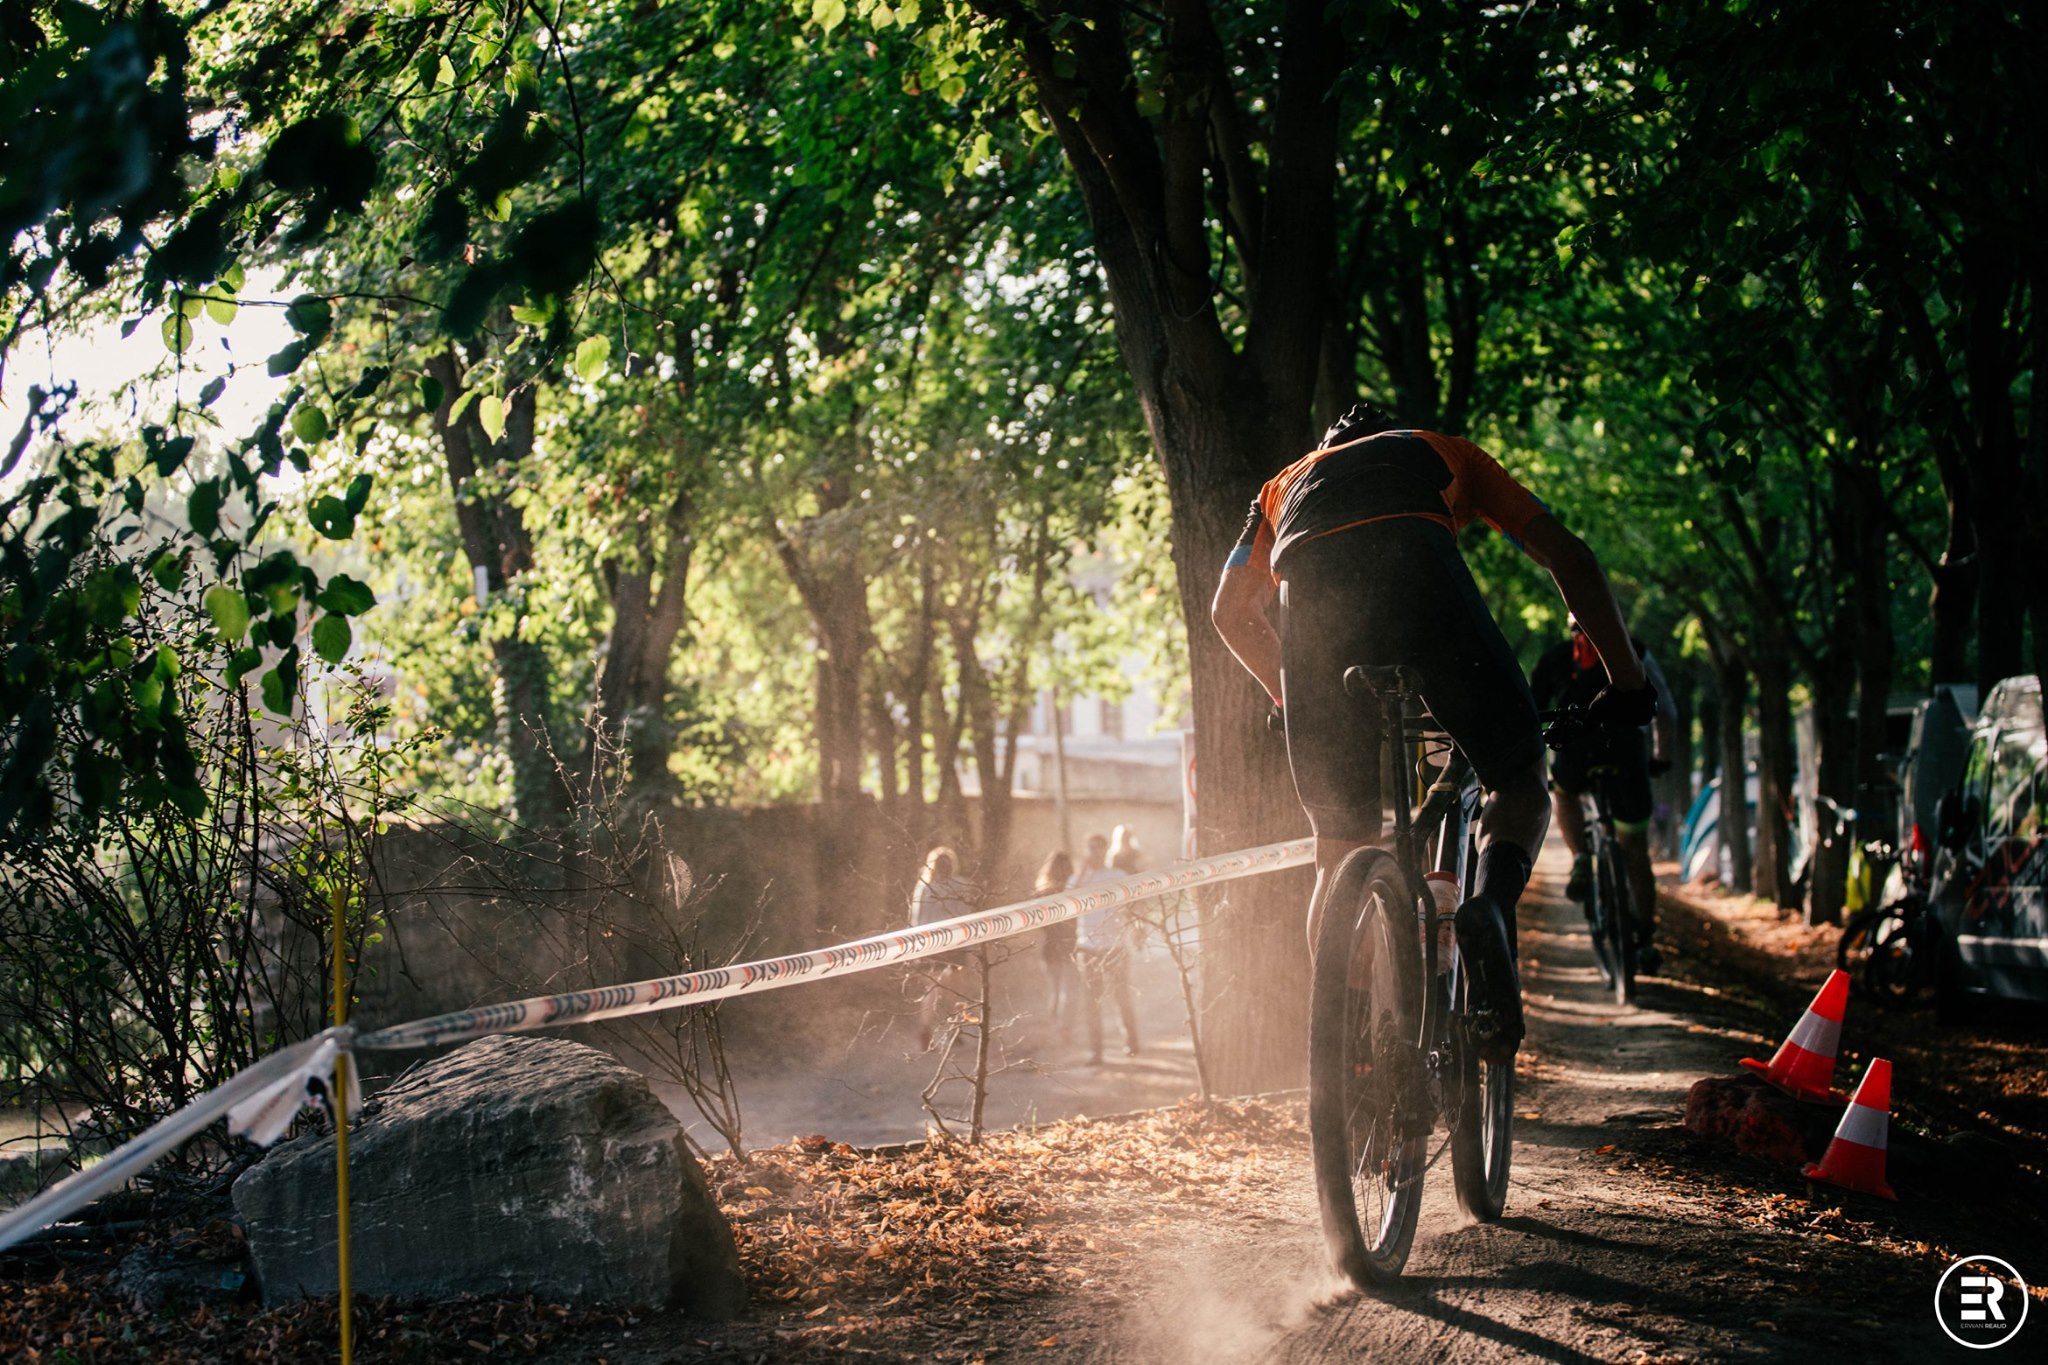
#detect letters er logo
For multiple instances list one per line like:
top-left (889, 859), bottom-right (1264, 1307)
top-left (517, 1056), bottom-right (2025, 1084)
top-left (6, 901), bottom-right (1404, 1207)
top-left (1935, 1254), bottom-right (2029, 1350)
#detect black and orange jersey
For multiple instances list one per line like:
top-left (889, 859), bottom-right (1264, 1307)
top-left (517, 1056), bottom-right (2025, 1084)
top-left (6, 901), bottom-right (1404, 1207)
top-left (1225, 429), bottom-right (1547, 581)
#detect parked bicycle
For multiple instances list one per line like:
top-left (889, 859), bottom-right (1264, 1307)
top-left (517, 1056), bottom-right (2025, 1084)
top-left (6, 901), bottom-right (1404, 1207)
top-left (1836, 810), bottom-right (1936, 1006)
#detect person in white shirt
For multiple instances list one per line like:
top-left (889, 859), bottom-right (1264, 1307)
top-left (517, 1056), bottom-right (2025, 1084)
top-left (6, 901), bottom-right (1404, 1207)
top-left (1070, 831), bottom-right (1141, 1062)
top-left (910, 846), bottom-right (977, 1050)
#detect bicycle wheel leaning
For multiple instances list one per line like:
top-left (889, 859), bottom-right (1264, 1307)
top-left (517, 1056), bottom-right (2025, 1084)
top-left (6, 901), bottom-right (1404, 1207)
top-left (1837, 907), bottom-right (1886, 979)
top-left (1592, 840), bottom-right (1637, 1005)
top-left (1309, 847), bottom-right (1427, 1285)
top-left (1864, 898), bottom-right (1927, 1005)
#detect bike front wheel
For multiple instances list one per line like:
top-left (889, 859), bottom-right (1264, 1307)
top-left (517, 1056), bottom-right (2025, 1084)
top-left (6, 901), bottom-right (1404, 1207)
top-left (1308, 847), bottom-right (1428, 1285)
top-left (1593, 841), bottom-right (1637, 1006)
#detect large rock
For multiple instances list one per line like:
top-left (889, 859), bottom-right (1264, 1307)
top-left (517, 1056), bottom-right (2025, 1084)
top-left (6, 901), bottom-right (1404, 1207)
top-left (1683, 1072), bottom-right (1840, 1166)
top-left (0, 1147), bottom-right (67, 1210)
top-left (232, 1035), bottom-right (744, 1315)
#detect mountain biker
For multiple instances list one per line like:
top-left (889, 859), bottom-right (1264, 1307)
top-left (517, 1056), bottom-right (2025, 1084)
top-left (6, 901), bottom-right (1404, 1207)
top-left (1530, 619), bottom-right (1677, 973)
top-left (1210, 402), bottom-right (1657, 1059)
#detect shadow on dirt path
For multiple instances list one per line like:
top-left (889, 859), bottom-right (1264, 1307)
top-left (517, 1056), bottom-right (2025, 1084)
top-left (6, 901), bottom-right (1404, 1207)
top-left (1092, 839), bottom-right (1969, 1363)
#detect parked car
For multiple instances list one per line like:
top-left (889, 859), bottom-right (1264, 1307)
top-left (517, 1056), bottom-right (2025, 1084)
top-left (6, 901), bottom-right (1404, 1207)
top-left (1931, 675), bottom-right (2047, 1013)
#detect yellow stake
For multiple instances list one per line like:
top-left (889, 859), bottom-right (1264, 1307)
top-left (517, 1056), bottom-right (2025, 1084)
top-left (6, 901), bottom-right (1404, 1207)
top-left (330, 879), bottom-right (353, 1365)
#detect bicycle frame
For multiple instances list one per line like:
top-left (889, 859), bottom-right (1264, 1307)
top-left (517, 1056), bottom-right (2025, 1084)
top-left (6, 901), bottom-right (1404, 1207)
top-left (1355, 667), bottom-right (1480, 1031)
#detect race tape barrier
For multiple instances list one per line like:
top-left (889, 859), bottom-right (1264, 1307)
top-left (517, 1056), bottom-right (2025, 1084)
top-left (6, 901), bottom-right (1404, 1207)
top-left (0, 837), bottom-right (1313, 1249)
top-left (354, 836), bottom-right (1314, 1052)
top-left (0, 1027), bottom-right (352, 1253)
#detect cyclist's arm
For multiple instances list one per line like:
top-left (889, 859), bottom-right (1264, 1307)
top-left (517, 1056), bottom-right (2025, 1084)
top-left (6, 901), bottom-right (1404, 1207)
top-left (1513, 514), bottom-right (1647, 691)
top-left (1212, 565), bottom-right (1283, 705)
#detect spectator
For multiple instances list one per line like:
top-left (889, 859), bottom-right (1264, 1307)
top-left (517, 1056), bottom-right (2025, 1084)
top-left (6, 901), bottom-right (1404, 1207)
top-left (1034, 849), bottom-right (1080, 1035)
top-left (910, 846), bottom-right (976, 1051)
top-left (1071, 832), bottom-right (1140, 1063)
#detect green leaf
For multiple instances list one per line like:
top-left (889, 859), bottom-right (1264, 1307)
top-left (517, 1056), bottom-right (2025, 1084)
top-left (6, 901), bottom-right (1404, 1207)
top-left (572, 334), bottom-right (611, 382)
top-left (478, 394), bottom-right (506, 443)
top-left (939, 75), bottom-right (967, 103)
top-left (266, 339), bottom-right (311, 376)
top-left (200, 375), bottom-right (227, 408)
top-left (227, 648), bottom-right (262, 687)
top-left (285, 294), bottom-right (332, 336)
top-left (510, 302), bottom-right (551, 326)
top-left (448, 388), bottom-right (479, 425)
top-left (419, 374), bottom-right (445, 412)
top-left (344, 471), bottom-right (375, 515)
top-left (151, 434), bottom-right (194, 477)
top-left (188, 481), bottom-right (223, 536)
top-left (352, 365), bottom-right (391, 398)
top-left (814, 0), bottom-right (847, 33)
top-left (317, 574), bottom-right (376, 615)
top-left (204, 584), bottom-right (251, 643)
top-left (149, 550), bottom-right (185, 592)
top-left (309, 495), bottom-right (356, 540)
top-left (204, 293), bottom-right (238, 325)
top-left (291, 406), bottom-right (329, 443)
top-left (437, 53), bottom-right (457, 87)
top-left (261, 664), bottom-right (293, 717)
top-left (161, 313), bottom-right (193, 354)
top-left (312, 613), bottom-right (353, 665)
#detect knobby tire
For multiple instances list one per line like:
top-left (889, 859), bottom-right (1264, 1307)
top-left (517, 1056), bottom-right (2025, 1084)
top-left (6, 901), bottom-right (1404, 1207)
top-left (1309, 848), bottom-right (1426, 1285)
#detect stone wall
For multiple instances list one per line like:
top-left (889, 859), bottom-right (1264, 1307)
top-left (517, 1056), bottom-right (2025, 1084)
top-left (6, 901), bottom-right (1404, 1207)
top-left (315, 794), bottom-right (1183, 1072)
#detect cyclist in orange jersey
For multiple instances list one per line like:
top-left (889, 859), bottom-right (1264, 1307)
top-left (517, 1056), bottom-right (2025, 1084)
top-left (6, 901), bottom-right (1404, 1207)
top-left (1211, 402), bottom-right (1656, 1057)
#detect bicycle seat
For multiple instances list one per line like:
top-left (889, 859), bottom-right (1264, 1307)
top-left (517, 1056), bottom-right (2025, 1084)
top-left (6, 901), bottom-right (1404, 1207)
top-left (1343, 664), bottom-right (1426, 699)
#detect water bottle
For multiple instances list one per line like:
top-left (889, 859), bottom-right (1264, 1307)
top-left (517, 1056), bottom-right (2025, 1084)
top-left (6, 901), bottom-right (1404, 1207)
top-left (1424, 871), bottom-right (1461, 974)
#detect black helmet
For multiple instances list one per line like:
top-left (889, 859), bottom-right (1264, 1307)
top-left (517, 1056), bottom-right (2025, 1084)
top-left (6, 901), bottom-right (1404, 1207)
top-left (1321, 401), bottom-right (1405, 448)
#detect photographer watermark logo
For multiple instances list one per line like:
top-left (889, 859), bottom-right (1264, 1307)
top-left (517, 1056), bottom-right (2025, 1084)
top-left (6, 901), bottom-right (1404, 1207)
top-left (1935, 1254), bottom-right (2028, 1350)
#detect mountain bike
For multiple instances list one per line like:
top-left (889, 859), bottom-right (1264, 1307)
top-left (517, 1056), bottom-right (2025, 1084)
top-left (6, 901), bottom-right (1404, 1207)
top-left (1569, 742), bottom-right (1639, 1008)
top-left (1307, 664), bottom-right (1509, 1286)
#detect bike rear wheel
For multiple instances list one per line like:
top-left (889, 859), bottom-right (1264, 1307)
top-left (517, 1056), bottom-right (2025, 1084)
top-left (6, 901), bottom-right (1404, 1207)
top-left (1309, 848), bottom-right (1427, 1285)
top-left (1450, 977), bottom-right (1515, 1220)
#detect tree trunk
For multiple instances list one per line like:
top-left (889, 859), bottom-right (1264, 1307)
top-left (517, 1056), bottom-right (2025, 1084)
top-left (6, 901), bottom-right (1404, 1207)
top-left (977, 0), bottom-right (1343, 1091)
top-left (1708, 642), bottom-right (1753, 894)
top-left (1929, 488), bottom-right (1978, 685)
top-left (587, 491), bottom-right (695, 805)
top-left (1664, 657), bottom-right (1696, 860)
top-left (1752, 649), bottom-right (1797, 910)
top-left (1846, 463), bottom-right (1899, 854)
top-left (425, 349), bottom-right (568, 829)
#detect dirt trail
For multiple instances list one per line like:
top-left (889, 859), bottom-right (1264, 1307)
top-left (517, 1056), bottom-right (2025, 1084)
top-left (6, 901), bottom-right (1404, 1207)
top-left (1076, 841), bottom-right (1962, 1363)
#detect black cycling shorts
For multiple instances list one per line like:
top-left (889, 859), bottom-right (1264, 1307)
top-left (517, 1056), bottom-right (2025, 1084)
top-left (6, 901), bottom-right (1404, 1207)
top-left (1549, 730), bottom-right (1655, 827)
top-left (1276, 518), bottom-right (1543, 842)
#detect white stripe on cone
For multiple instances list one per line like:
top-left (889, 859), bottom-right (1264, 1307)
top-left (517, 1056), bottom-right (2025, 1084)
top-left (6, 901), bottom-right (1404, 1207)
top-left (1833, 1098), bottom-right (1889, 1150)
top-left (1786, 1010), bottom-right (1842, 1057)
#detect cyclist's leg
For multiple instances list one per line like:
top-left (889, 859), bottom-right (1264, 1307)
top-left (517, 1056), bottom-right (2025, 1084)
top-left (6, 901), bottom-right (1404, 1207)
top-left (1552, 786), bottom-right (1589, 857)
top-left (1548, 745), bottom-right (1594, 899)
top-left (1600, 748), bottom-right (1659, 953)
top-left (1374, 522), bottom-right (1544, 1054)
top-left (1474, 755), bottom-right (1549, 961)
top-left (1276, 561), bottom-right (1388, 959)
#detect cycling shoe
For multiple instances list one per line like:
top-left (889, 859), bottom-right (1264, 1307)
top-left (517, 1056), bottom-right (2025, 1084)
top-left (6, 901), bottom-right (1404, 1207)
top-left (1637, 941), bottom-right (1663, 975)
top-left (1565, 853), bottom-right (1592, 903)
top-left (1455, 896), bottom-right (1525, 1063)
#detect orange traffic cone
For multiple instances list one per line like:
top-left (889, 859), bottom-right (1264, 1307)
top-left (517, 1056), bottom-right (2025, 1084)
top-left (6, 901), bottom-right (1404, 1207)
top-left (1803, 1057), bottom-right (1897, 1199)
top-left (1740, 969), bottom-right (1849, 1102)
